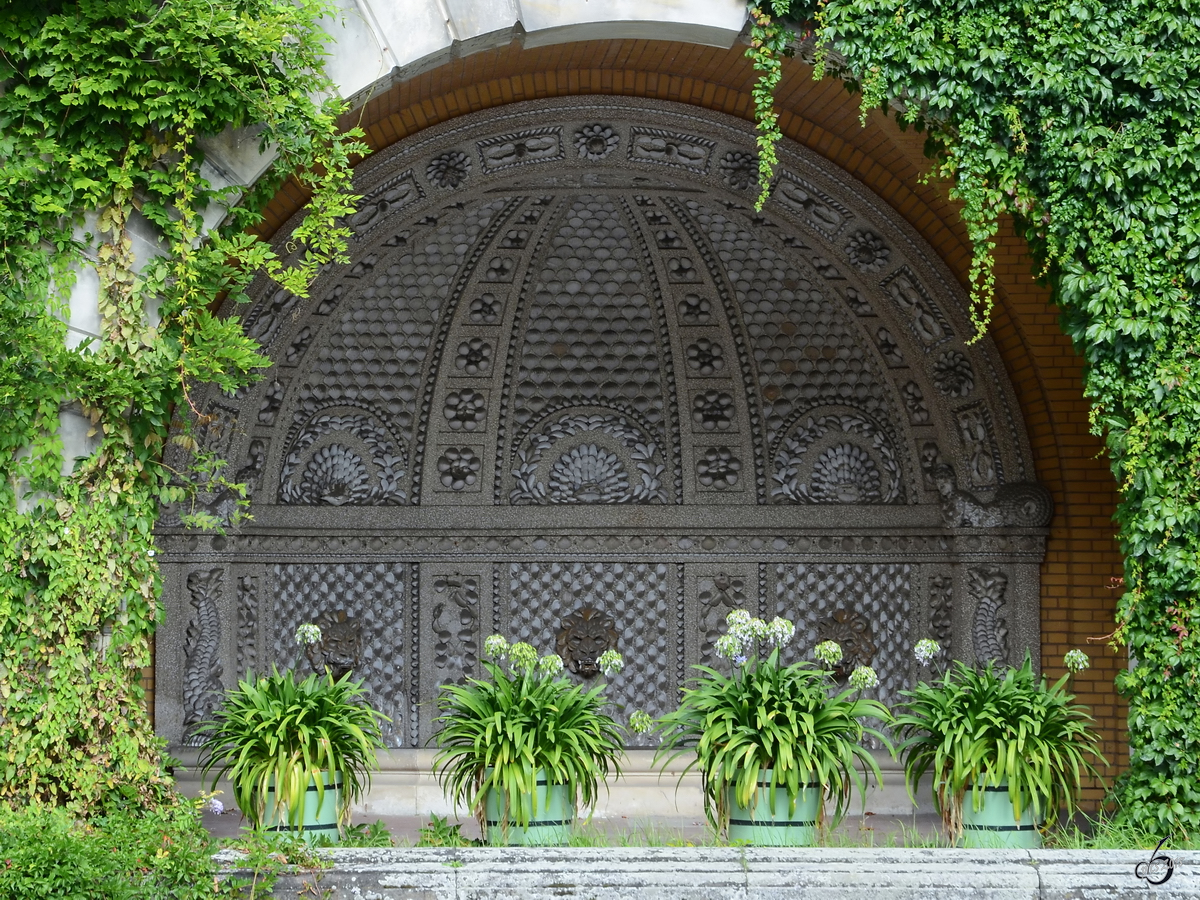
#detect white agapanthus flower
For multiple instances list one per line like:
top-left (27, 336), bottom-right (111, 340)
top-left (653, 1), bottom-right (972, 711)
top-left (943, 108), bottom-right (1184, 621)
top-left (598, 649), bottom-right (625, 678)
top-left (726, 609), bottom-right (753, 629)
top-left (537, 653), bottom-right (564, 677)
top-left (914, 638), bottom-right (941, 666)
top-left (849, 665), bottom-right (879, 691)
top-left (483, 634), bottom-right (509, 659)
top-left (295, 623), bottom-right (322, 646)
top-left (714, 632), bottom-right (746, 661)
top-left (1064, 649), bottom-right (1090, 673)
top-left (508, 641), bottom-right (538, 673)
top-left (764, 616), bottom-right (795, 648)
top-left (814, 640), bottom-right (843, 668)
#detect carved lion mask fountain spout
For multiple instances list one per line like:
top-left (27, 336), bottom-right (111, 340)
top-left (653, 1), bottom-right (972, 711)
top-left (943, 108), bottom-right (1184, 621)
top-left (556, 606), bottom-right (618, 678)
top-left (306, 609), bottom-right (362, 682)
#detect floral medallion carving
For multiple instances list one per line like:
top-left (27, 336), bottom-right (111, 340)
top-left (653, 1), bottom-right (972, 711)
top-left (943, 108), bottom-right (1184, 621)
top-left (719, 151), bottom-right (757, 190)
top-left (437, 447), bottom-right (481, 490)
top-left (933, 350), bottom-right (975, 396)
top-left (426, 151), bottom-right (470, 189)
top-left (844, 229), bottom-right (890, 272)
top-left (696, 447), bottom-right (742, 489)
top-left (575, 124), bottom-right (619, 160)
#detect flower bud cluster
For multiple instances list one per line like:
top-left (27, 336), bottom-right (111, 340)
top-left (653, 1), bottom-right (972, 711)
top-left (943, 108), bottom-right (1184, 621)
top-left (814, 640), bottom-right (843, 668)
top-left (537, 653), bottom-right (564, 677)
top-left (849, 665), bottom-right (879, 691)
top-left (483, 634), bottom-right (509, 660)
top-left (598, 649), bottom-right (625, 678)
top-left (914, 638), bottom-right (941, 666)
top-left (715, 610), bottom-right (796, 663)
top-left (629, 709), bottom-right (654, 734)
top-left (294, 623), bottom-right (322, 646)
top-left (1064, 648), bottom-right (1090, 673)
top-left (507, 641), bottom-right (539, 673)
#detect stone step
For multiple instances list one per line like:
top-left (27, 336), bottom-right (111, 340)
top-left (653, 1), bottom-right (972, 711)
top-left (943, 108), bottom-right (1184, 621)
top-left (215, 846), bottom-right (1198, 899)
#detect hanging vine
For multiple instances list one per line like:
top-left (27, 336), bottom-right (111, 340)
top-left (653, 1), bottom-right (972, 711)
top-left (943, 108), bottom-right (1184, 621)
top-left (746, 0), bottom-right (1200, 835)
top-left (0, 0), bottom-right (365, 811)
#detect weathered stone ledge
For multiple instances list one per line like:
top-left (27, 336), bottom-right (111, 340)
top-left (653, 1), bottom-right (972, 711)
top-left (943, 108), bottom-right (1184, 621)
top-left (215, 846), bottom-right (1198, 899)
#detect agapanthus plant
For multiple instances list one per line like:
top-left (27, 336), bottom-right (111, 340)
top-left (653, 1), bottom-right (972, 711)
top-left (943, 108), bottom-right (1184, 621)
top-left (432, 634), bottom-right (625, 836)
top-left (654, 611), bottom-right (891, 835)
top-left (893, 652), bottom-right (1105, 842)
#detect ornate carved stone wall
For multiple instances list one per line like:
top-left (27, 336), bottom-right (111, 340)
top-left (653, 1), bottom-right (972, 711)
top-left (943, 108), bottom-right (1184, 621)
top-left (155, 98), bottom-right (1049, 747)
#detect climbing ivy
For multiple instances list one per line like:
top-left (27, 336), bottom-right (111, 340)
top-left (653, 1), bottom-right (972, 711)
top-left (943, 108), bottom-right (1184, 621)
top-left (0, 0), bottom-right (364, 811)
top-left (747, 0), bottom-right (1200, 835)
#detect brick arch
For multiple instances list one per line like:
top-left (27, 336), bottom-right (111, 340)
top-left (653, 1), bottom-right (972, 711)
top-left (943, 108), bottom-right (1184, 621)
top-left (252, 38), bottom-right (1123, 793)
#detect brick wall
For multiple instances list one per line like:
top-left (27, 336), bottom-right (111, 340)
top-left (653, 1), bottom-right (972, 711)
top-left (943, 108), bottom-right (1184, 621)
top-left (239, 37), bottom-right (1125, 802)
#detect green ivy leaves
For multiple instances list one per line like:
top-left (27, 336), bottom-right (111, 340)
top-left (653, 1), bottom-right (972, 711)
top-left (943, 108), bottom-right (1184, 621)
top-left (0, 0), bottom-right (362, 813)
top-left (743, 0), bottom-right (1200, 834)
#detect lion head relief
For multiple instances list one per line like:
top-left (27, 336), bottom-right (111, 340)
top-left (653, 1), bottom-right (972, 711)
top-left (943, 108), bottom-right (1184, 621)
top-left (556, 606), bottom-right (618, 678)
top-left (306, 609), bottom-right (362, 681)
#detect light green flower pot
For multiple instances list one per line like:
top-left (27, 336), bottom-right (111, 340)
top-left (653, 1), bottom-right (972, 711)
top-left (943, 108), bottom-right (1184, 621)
top-left (726, 772), bottom-right (821, 846)
top-left (262, 774), bottom-right (342, 844)
top-left (961, 784), bottom-right (1042, 848)
top-left (484, 770), bottom-right (574, 846)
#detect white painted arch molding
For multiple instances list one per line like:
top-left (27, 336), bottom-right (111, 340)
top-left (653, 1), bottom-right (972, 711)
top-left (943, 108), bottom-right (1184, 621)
top-left (325, 0), bottom-right (750, 103)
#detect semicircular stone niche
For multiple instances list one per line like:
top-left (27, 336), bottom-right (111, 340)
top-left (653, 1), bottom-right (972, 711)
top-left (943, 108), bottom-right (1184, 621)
top-left (156, 98), bottom-right (1051, 749)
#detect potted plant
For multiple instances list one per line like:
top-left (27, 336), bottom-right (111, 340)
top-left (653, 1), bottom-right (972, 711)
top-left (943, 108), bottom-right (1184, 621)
top-left (196, 625), bottom-right (389, 842)
top-left (893, 643), bottom-right (1105, 847)
top-left (653, 610), bottom-right (891, 845)
top-left (432, 635), bottom-right (625, 845)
